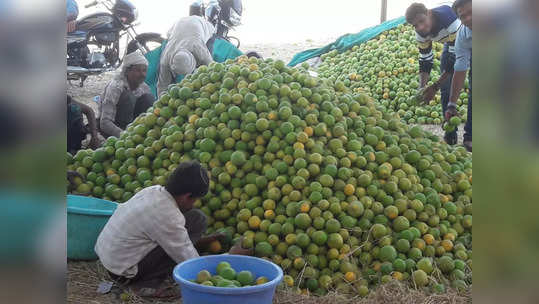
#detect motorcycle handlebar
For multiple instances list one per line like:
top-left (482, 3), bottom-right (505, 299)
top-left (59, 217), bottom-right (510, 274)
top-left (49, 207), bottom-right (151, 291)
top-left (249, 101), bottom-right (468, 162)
top-left (84, 1), bottom-right (98, 8)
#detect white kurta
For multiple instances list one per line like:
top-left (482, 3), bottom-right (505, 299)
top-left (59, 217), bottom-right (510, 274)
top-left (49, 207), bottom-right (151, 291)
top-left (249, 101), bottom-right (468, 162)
top-left (157, 16), bottom-right (215, 96)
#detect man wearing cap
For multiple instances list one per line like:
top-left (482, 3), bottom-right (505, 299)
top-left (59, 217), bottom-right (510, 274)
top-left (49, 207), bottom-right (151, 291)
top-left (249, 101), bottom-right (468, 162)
top-left (156, 16), bottom-right (215, 96)
top-left (95, 161), bottom-right (250, 299)
top-left (99, 51), bottom-right (155, 138)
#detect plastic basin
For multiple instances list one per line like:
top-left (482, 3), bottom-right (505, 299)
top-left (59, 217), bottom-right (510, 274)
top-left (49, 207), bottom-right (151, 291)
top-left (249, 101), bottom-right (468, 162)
top-left (67, 195), bottom-right (117, 260)
top-left (173, 255), bottom-right (283, 304)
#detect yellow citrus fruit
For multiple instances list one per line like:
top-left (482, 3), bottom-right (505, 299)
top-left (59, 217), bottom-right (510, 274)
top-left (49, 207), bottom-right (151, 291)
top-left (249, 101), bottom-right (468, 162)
top-left (248, 216), bottom-right (261, 229)
top-left (344, 272), bottom-right (356, 282)
top-left (208, 240), bottom-right (222, 253)
top-left (256, 276), bottom-right (269, 285)
top-left (344, 184), bottom-right (355, 196)
top-left (283, 275), bottom-right (294, 287)
top-left (441, 240), bottom-right (453, 251)
top-left (423, 234), bottom-right (435, 245)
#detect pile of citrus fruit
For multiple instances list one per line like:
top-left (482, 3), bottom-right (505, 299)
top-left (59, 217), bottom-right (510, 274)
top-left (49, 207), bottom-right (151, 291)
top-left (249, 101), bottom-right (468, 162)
top-left (67, 55), bottom-right (472, 296)
top-left (317, 23), bottom-right (470, 125)
top-left (192, 261), bottom-right (269, 287)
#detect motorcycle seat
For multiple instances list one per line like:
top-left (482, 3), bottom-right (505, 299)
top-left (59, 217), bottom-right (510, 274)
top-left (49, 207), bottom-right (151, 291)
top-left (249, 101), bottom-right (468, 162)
top-left (67, 30), bottom-right (87, 38)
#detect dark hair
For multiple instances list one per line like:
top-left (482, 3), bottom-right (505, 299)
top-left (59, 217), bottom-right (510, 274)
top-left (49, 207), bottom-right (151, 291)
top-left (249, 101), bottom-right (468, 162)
top-left (165, 161), bottom-right (209, 198)
top-left (405, 3), bottom-right (428, 24)
top-left (452, 0), bottom-right (471, 14)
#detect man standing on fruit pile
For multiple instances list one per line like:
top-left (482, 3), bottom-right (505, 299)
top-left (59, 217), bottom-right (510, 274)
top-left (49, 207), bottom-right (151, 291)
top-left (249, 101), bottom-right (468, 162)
top-left (99, 51), bottom-right (155, 138)
top-left (406, 2), bottom-right (462, 145)
top-left (447, 0), bottom-right (472, 152)
top-left (95, 161), bottom-right (251, 299)
top-left (157, 16), bottom-right (215, 96)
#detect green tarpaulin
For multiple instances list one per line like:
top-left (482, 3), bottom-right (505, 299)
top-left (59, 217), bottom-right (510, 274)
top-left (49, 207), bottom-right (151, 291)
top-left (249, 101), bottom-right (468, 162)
top-left (288, 16), bottom-right (406, 67)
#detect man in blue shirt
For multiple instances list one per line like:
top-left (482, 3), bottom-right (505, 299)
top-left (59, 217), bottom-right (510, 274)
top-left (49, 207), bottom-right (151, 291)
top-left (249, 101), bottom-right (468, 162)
top-left (405, 3), bottom-right (462, 145)
top-left (447, 0), bottom-right (472, 151)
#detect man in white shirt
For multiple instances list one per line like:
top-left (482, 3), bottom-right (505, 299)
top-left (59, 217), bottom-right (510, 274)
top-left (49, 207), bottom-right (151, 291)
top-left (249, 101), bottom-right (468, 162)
top-left (95, 161), bottom-right (249, 299)
top-left (156, 16), bottom-right (215, 96)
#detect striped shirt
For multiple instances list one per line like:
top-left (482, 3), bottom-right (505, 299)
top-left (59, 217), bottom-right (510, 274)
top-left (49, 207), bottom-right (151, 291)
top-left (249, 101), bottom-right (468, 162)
top-left (415, 5), bottom-right (462, 73)
top-left (95, 186), bottom-right (199, 278)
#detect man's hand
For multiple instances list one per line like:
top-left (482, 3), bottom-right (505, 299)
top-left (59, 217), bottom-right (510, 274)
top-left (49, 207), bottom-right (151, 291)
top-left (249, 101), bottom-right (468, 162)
top-left (445, 105), bottom-right (458, 121)
top-left (88, 135), bottom-right (100, 150)
top-left (195, 232), bottom-right (227, 248)
top-left (421, 83), bottom-right (438, 104)
top-left (228, 237), bottom-right (253, 256)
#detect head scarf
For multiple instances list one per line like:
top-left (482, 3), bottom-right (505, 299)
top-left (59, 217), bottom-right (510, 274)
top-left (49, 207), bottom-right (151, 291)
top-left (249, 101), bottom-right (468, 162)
top-left (170, 49), bottom-right (196, 76)
top-left (115, 50), bottom-right (148, 80)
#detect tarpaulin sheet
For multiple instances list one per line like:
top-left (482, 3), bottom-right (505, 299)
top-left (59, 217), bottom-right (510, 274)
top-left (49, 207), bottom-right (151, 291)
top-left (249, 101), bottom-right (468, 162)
top-left (288, 16), bottom-right (406, 67)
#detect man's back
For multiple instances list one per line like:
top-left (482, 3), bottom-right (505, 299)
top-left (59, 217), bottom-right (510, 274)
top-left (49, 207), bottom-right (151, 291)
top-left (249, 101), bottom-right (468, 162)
top-left (95, 185), bottom-right (198, 278)
top-left (167, 16), bottom-right (215, 46)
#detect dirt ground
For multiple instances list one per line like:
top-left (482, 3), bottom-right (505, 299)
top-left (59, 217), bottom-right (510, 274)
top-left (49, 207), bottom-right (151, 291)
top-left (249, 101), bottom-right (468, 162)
top-left (67, 260), bottom-right (471, 304)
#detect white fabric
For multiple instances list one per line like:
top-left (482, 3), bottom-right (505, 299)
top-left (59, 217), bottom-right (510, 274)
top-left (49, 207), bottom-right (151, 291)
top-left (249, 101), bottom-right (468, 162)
top-left (95, 186), bottom-right (199, 278)
top-left (157, 16), bottom-right (215, 96)
top-left (171, 49), bottom-right (197, 76)
top-left (115, 50), bottom-right (148, 81)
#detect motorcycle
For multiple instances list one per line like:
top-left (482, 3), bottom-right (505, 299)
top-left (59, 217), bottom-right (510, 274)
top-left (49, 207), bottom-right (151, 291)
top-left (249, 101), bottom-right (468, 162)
top-left (189, 0), bottom-right (243, 49)
top-left (67, 0), bottom-right (164, 87)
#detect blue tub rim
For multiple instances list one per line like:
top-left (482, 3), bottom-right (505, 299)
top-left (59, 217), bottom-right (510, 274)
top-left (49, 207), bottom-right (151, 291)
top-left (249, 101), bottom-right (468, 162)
top-left (67, 194), bottom-right (118, 216)
top-left (173, 254), bottom-right (284, 295)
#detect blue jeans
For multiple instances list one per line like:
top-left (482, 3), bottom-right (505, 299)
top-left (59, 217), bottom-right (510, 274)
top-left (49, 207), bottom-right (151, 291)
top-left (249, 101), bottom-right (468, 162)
top-left (440, 44), bottom-right (457, 138)
top-left (463, 67), bottom-right (472, 142)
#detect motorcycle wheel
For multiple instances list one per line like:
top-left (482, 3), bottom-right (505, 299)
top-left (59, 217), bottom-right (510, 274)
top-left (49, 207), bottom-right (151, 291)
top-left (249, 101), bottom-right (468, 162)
top-left (126, 33), bottom-right (164, 54)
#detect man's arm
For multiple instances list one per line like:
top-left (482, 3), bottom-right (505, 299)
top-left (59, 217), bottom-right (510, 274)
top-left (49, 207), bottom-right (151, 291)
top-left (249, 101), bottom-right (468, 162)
top-left (100, 84), bottom-right (123, 138)
top-left (75, 101), bottom-right (100, 149)
top-left (448, 27), bottom-right (471, 114)
top-left (146, 214), bottom-right (199, 263)
top-left (449, 71), bottom-right (467, 105)
top-left (191, 40), bottom-right (213, 67)
top-left (157, 56), bottom-right (173, 97)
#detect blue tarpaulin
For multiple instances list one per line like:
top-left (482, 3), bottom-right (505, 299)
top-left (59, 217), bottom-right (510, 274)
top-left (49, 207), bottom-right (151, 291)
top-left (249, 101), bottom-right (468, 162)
top-left (288, 16), bottom-right (406, 67)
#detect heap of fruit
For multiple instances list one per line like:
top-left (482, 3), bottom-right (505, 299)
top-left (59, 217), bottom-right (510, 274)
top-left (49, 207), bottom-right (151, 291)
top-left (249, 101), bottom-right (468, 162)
top-left (192, 261), bottom-right (269, 287)
top-left (67, 56), bottom-right (472, 296)
top-left (317, 23), bottom-right (470, 125)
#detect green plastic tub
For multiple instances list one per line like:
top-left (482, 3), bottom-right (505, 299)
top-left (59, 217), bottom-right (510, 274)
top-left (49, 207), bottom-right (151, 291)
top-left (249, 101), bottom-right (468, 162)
top-left (67, 195), bottom-right (117, 260)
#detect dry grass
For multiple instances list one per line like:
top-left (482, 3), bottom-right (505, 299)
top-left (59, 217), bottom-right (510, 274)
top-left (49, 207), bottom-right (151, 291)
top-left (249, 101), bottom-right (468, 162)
top-left (68, 261), bottom-right (471, 304)
top-left (274, 282), bottom-right (471, 304)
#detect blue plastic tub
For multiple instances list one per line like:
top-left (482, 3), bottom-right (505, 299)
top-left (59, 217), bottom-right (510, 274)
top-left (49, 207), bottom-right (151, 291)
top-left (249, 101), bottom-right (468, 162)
top-left (173, 255), bottom-right (283, 304)
top-left (67, 195), bottom-right (117, 260)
